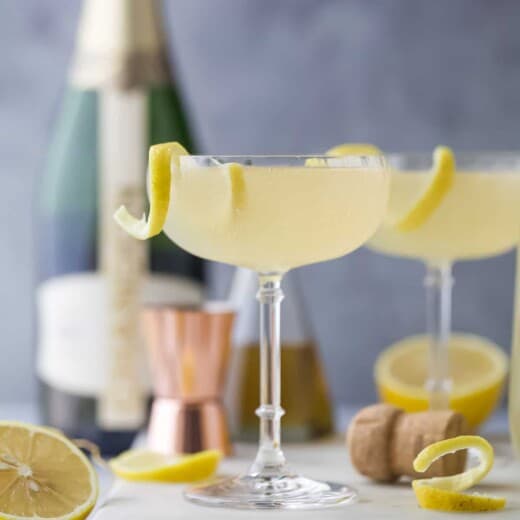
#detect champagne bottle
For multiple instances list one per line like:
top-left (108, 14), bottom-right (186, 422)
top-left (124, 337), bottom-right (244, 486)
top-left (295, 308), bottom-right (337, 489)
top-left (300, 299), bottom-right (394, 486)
top-left (36, 0), bottom-right (203, 455)
top-left (226, 269), bottom-right (333, 442)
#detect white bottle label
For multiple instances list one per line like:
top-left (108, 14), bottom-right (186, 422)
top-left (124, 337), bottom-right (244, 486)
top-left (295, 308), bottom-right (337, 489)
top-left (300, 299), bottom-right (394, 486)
top-left (37, 273), bottom-right (111, 397)
top-left (37, 273), bottom-right (202, 397)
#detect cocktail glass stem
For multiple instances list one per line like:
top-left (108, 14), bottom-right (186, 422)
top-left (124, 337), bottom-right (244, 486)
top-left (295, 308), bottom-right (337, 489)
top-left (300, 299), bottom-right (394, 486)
top-left (250, 273), bottom-right (287, 476)
top-left (424, 260), bottom-right (453, 410)
top-left (184, 268), bottom-right (356, 507)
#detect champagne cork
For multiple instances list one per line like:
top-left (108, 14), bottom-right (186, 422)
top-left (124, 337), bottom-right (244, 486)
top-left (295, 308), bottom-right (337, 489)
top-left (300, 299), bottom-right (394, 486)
top-left (347, 404), bottom-right (467, 482)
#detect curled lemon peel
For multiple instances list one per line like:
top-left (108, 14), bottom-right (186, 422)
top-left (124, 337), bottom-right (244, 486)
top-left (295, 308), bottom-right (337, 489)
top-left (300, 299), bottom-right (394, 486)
top-left (326, 143), bottom-right (382, 157)
top-left (114, 142), bottom-right (188, 239)
top-left (305, 143), bottom-right (382, 167)
top-left (225, 162), bottom-right (246, 210)
top-left (412, 435), bottom-right (506, 512)
top-left (305, 157), bottom-right (327, 167)
top-left (395, 145), bottom-right (455, 232)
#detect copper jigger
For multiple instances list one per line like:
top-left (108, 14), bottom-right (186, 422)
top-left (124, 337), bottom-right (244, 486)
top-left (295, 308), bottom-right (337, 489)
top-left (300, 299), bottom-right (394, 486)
top-left (142, 303), bottom-right (234, 455)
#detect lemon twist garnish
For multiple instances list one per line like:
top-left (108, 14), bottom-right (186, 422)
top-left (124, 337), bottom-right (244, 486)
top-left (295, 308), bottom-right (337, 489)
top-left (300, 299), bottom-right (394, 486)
top-left (225, 162), bottom-right (246, 210)
top-left (114, 142), bottom-right (188, 239)
top-left (412, 435), bottom-right (505, 512)
top-left (304, 157), bottom-right (327, 167)
top-left (326, 143), bottom-right (382, 157)
top-left (305, 143), bottom-right (382, 167)
top-left (395, 145), bottom-right (455, 232)
top-left (110, 449), bottom-right (222, 483)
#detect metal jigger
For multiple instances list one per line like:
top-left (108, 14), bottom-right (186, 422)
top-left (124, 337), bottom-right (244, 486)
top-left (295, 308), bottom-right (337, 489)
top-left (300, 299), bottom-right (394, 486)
top-left (142, 304), bottom-right (234, 455)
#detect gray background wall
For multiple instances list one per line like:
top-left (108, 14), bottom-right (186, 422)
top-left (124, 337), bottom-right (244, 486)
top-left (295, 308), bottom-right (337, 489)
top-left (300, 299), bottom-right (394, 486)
top-left (1, 0), bottom-right (519, 406)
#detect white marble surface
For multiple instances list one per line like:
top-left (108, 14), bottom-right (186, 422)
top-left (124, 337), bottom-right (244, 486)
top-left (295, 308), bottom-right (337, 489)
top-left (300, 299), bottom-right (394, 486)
top-left (92, 439), bottom-right (520, 520)
top-left (1, 403), bottom-right (515, 518)
top-left (91, 407), bottom-right (518, 519)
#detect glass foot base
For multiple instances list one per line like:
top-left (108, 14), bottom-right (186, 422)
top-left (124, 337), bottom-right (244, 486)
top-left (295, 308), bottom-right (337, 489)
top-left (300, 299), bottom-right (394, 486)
top-left (184, 473), bottom-right (357, 510)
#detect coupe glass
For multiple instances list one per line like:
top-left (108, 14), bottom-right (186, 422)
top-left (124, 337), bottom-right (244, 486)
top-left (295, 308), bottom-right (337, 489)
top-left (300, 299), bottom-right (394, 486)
top-left (162, 153), bottom-right (389, 509)
top-left (369, 152), bottom-right (520, 411)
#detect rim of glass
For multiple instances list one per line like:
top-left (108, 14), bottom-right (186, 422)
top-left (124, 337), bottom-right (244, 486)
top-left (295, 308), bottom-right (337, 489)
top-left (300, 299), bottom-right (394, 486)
top-left (387, 151), bottom-right (520, 170)
top-left (178, 154), bottom-right (387, 168)
top-left (388, 150), bottom-right (520, 158)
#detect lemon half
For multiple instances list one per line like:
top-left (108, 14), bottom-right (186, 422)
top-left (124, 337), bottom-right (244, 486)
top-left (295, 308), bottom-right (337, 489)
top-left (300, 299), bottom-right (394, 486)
top-left (0, 421), bottom-right (98, 520)
top-left (110, 449), bottom-right (221, 483)
top-left (412, 435), bottom-right (505, 512)
top-left (114, 142), bottom-right (188, 239)
top-left (375, 334), bottom-right (507, 428)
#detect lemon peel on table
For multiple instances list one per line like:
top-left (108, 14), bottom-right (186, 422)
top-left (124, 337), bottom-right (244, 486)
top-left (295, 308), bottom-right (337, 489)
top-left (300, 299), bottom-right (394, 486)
top-left (114, 142), bottom-right (188, 239)
top-left (394, 145), bottom-right (455, 232)
top-left (305, 143), bottom-right (382, 166)
top-left (412, 435), bottom-right (505, 512)
top-left (110, 449), bottom-right (222, 483)
top-left (0, 421), bottom-right (98, 520)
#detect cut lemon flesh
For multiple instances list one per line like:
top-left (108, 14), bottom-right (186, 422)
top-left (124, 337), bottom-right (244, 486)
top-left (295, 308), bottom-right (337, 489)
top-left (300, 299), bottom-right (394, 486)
top-left (110, 449), bottom-right (221, 483)
top-left (412, 435), bottom-right (505, 512)
top-left (114, 142), bottom-right (188, 239)
top-left (395, 146), bottom-right (455, 232)
top-left (0, 421), bottom-right (98, 520)
top-left (375, 334), bottom-right (507, 428)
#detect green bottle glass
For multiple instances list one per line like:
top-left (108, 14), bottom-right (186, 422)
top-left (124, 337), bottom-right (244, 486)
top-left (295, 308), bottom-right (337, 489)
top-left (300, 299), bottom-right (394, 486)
top-left (36, 0), bottom-right (204, 455)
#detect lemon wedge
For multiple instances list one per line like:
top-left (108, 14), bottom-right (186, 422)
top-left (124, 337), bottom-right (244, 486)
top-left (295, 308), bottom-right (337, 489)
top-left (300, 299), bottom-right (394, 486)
top-left (114, 142), bottom-right (188, 239)
top-left (0, 421), bottom-right (98, 520)
top-left (374, 334), bottom-right (507, 428)
top-left (110, 449), bottom-right (221, 483)
top-left (412, 435), bottom-right (505, 512)
top-left (395, 146), bottom-right (455, 232)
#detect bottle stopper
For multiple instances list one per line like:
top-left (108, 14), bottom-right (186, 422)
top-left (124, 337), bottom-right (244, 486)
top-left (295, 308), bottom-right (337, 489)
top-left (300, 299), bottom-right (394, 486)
top-left (347, 403), bottom-right (467, 482)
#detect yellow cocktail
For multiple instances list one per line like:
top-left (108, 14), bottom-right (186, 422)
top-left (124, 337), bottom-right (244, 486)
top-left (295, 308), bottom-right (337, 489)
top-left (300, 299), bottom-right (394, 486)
top-left (164, 158), bottom-right (388, 272)
top-left (370, 169), bottom-right (520, 261)
top-left (369, 151), bottom-right (520, 414)
top-left (116, 147), bottom-right (389, 509)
